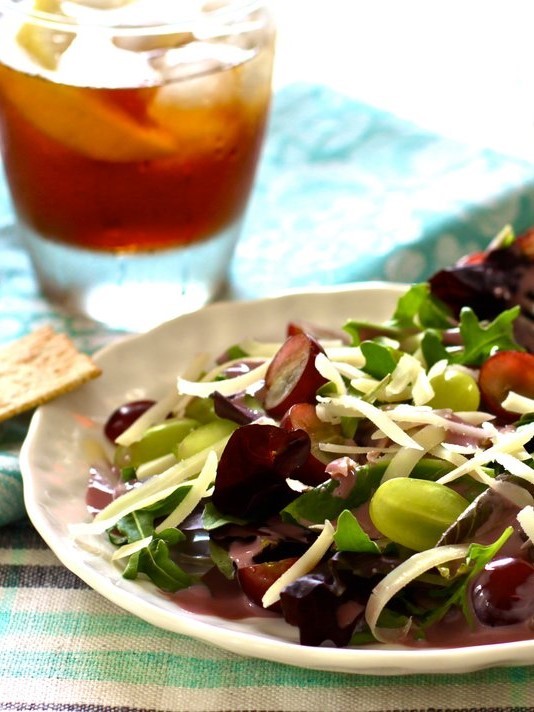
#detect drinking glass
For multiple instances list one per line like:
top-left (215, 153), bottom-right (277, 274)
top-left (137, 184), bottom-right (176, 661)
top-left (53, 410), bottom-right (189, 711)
top-left (0, 0), bottom-right (275, 330)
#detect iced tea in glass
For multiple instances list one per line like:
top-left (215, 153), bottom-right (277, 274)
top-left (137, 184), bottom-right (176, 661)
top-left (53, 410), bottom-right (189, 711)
top-left (0, 0), bottom-right (275, 329)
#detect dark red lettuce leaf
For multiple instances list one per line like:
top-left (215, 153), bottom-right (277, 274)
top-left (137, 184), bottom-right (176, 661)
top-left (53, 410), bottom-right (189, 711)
top-left (280, 573), bottom-right (360, 647)
top-left (212, 424), bottom-right (311, 520)
top-left (212, 391), bottom-right (265, 426)
top-left (278, 552), bottom-right (401, 647)
top-left (429, 228), bottom-right (534, 352)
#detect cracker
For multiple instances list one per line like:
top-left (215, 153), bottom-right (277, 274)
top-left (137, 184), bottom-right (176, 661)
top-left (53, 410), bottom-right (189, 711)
top-left (0, 326), bottom-right (102, 422)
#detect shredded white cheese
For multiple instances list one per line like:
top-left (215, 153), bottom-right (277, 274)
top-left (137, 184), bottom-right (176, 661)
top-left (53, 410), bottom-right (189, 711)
top-left (324, 346), bottom-right (365, 367)
top-left (330, 361), bottom-right (374, 382)
top-left (136, 453), bottom-right (177, 481)
top-left (517, 505), bottom-right (534, 544)
top-left (177, 360), bottom-right (270, 398)
top-left (236, 339), bottom-right (283, 357)
top-left (155, 450), bottom-right (218, 532)
top-left (492, 452), bottom-right (534, 485)
top-left (319, 443), bottom-right (399, 455)
top-left (429, 445), bottom-right (469, 468)
top-left (114, 387), bottom-right (183, 447)
top-left (261, 520), bottom-right (335, 608)
top-left (111, 535), bottom-right (153, 562)
top-left (471, 468), bottom-right (534, 508)
top-left (115, 353), bottom-right (210, 446)
top-left (314, 353), bottom-right (347, 396)
top-left (502, 391), bottom-right (534, 415)
top-left (426, 359), bottom-right (448, 380)
top-left (381, 425), bottom-right (445, 481)
top-left (365, 544), bottom-right (470, 643)
top-left (384, 353), bottom-right (430, 404)
top-left (91, 437), bottom-right (230, 531)
top-left (437, 423), bottom-right (534, 486)
top-left (316, 395), bottom-right (424, 450)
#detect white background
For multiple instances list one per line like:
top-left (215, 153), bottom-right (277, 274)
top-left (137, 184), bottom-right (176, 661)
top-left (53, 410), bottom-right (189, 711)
top-left (272, 0), bottom-right (534, 161)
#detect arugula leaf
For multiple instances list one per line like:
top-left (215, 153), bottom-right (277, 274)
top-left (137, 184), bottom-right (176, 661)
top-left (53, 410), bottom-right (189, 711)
top-left (421, 526), bottom-right (513, 630)
top-left (141, 484), bottom-right (191, 516)
top-left (208, 540), bottom-right (235, 579)
top-left (334, 510), bottom-right (380, 553)
top-left (421, 330), bottom-right (449, 368)
top-left (390, 283), bottom-right (452, 330)
top-left (108, 485), bottom-right (192, 546)
top-left (223, 344), bottom-right (249, 360)
top-left (108, 510), bottom-right (154, 546)
top-left (123, 537), bottom-right (192, 592)
top-left (342, 320), bottom-right (362, 346)
top-left (360, 341), bottom-right (398, 379)
top-left (458, 527), bottom-right (514, 623)
top-left (282, 478), bottom-right (348, 525)
top-left (202, 501), bottom-right (248, 530)
top-left (454, 306), bottom-right (523, 366)
top-left (342, 320), bottom-right (399, 346)
top-left (282, 462), bottom-right (388, 525)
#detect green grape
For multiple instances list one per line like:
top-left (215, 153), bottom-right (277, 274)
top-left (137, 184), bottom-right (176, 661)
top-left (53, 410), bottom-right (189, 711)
top-left (175, 418), bottom-right (238, 460)
top-left (428, 367), bottom-right (480, 411)
top-left (114, 417), bottom-right (198, 469)
top-left (369, 478), bottom-right (469, 552)
top-left (184, 396), bottom-right (217, 423)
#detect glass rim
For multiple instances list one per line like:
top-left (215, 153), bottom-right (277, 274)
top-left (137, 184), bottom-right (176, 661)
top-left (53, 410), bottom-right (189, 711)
top-left (0, 0), bottom-right (269, 34)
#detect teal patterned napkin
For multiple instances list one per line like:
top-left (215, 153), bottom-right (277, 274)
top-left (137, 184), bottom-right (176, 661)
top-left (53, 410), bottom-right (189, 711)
top-left (231, 83), bottom-right (534, 297)
top-left (2, 81), bottom-right (534, 526)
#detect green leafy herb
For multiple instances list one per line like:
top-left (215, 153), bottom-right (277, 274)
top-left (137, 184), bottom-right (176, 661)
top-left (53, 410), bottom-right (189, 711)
top-left (420, 330), bottom-right (449, 367)
top-left (390, 283), bottom-right (452, 330)
top-left (360, 341), bottom-right (398, 379)
top-left (422, 526), bottom-right (513, 630)
top-left (108, 510), bottom-right (153, 546)
top-left (342, 320), bottom-right (362, 346)
top-left (208, 540), bottom-right (235, 579)
top-left (202, 501), bottom-right (248, 530)
top-left (454, 306), bottom-right (523, 366)
top-left (222, 344), bottom-right (248, 361)
top-left (123, 535), bottom-right (192, 592)
top-left (334, 510), bottom-right (380, 553)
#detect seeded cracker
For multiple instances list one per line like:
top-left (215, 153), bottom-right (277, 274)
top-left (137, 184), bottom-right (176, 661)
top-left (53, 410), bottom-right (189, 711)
top-left (0, 326), bottom-right (101, 422)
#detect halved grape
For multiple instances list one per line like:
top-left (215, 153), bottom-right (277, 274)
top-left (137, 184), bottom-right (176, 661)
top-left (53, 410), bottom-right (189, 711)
top-left (104, 399), bottom-right (155, 442)
top-left (369, 478), bottom-right (469, 551)
top-left (478, 351), bottom-right (534, 421)
top-left (174, 419), bottom-right (238, 461)
top-left (185, 397), bottom-right (216, 424)
top-left (280, 403), bottom-right (336, 485)
top-left (472, 557), bottom-right (534, 626)
top-left (237, 557), bottom-right (299, 611)
top-left (114, 417), bottom-right (198, 469)
top-left (262, 334), bottom-right (327, 418)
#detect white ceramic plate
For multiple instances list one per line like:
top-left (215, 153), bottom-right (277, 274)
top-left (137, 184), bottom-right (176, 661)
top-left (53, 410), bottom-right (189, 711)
top-left (20, 283), bottom-right (534, 675)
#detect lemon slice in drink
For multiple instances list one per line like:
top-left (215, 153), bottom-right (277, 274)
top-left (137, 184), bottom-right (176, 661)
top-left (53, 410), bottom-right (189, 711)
top-left (0, 64), bottom-right (177, 161)
top-left (16, 0), bottom-right (74, 70)
top-left (6, 0), bottom-right (177, 162)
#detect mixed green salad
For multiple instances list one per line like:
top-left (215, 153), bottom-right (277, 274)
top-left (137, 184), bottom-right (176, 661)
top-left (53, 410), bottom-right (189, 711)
top-left (75, 226), bottom-right (534, 648)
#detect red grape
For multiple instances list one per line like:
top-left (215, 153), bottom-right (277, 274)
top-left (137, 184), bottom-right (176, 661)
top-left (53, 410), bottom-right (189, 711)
top-left (237, 557), bottom-right (298, 610)
top-left (472, 556), bottom-right (534, 626)
top-left (104, 400), bottom-right (155, 442)
top-left (263, 333), bottom-right (327, 419)
top-left (478, 351), bottom-right (534, 422)
top-left (281, 403), bottom-right (333, 485)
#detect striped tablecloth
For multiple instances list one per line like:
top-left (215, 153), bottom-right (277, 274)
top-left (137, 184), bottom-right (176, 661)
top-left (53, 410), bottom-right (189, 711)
top-left (3, 83), bottom-right (534, 711)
